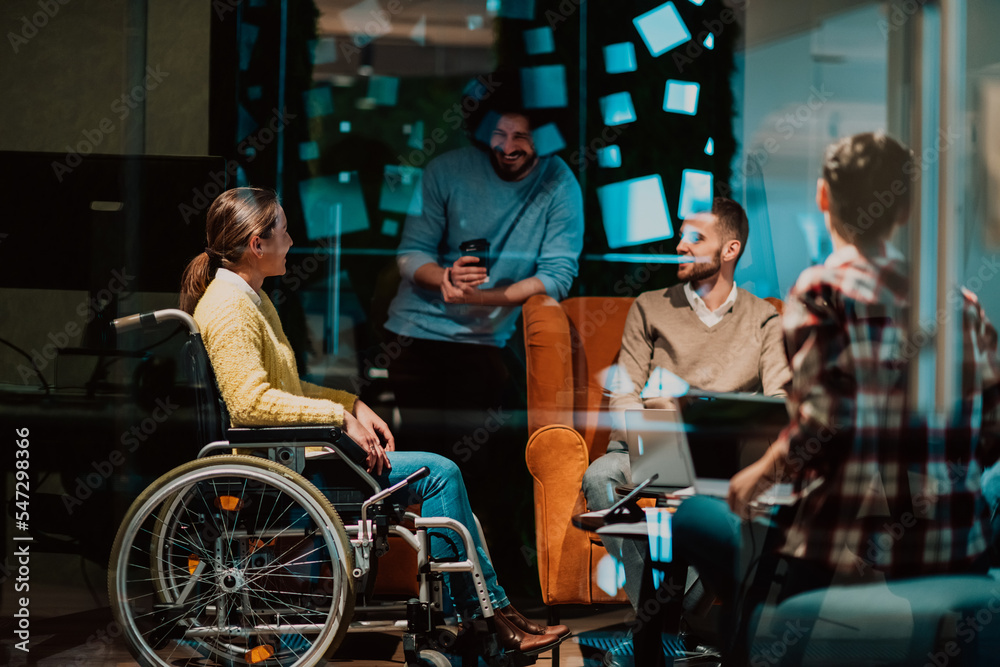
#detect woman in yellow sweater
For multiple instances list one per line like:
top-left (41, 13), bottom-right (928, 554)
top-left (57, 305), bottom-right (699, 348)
top-left (179, 187), bottom-right (567, 654)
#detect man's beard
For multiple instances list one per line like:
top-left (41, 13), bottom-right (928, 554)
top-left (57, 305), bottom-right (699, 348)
top-left (680, 247), bottom-right (722, 283)
top-left (490, 148), bottom-right (538, 181)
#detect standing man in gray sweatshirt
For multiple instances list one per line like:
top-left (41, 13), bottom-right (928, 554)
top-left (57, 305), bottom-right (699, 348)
top-left (582, 197), bottom-right (791, 612)
top-left (384, 74), bottom-right (584, 463)
top-left (384, 73), bottom-right (584, 590)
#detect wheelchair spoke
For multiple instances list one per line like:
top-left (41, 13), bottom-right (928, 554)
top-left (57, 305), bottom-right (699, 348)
top-left (239, 489), bottom-right (309, 569)
top-left (238, 589), bottom-right (321, 664)
top-left (241, 541), bottom-right (328, 585)
top-left (116, 567), bottom-right (214, 590)
top-left (167, 502), bottom-right (221, 561)
top-left (250, 472), bottom-right (279, 556)
top-left (126, 589), bottom-right (219, 647)
top-left (207, 477), bottom-right (241, 562)
top-left (175, 480), bottom-right (230, 559)
top-left (243, 577), bottom-right (335, 614)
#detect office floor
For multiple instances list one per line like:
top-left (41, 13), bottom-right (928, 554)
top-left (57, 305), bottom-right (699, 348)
top-left (0, 553), bottom-right (634, 666)
top-left (2, 599), bottom-right (633, 666)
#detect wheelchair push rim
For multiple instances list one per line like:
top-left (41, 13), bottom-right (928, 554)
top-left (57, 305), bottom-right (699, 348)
top-left (109, 455), bottom-right (355, 667)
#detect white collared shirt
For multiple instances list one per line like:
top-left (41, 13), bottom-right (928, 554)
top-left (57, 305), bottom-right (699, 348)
top-left (215, 267), bottom-right (261, 307)
top-left (683, 281), bottom-right (738, 328)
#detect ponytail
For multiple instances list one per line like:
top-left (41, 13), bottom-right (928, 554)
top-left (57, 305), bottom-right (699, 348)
top-left (179, 252), bottom-right (214, 314)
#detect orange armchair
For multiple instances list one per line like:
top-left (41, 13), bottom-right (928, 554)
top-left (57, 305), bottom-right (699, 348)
top-left (522, 294), bottom-right (785, 608)
top-left (522, 294), bottom-right (635, 606)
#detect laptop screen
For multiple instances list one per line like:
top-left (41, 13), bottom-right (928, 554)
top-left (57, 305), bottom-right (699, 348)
top-left (680, 392), bottom-right (789, 479)
top-left (624, 393), bottom-right (790, 484)
top-left (624, 409), bottom-right (694, 488)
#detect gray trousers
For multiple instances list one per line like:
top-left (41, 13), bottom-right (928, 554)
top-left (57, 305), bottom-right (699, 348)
top-left (581, 440), bottom-right (644, 609)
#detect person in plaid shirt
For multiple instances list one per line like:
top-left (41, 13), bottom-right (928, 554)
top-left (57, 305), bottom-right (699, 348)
top-left (673, 132), bottom-right (1000, 661)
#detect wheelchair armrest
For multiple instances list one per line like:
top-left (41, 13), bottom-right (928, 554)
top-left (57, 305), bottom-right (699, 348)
top-left (225, 425), bottom-right (369, 467)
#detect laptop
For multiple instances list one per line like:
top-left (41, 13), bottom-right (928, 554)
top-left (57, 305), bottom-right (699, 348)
top-left (624, 393), bottom-right (795, 504)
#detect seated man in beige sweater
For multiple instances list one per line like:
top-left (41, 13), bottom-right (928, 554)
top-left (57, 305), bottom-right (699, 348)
top-left (582, 197), bottom-right (792, 613)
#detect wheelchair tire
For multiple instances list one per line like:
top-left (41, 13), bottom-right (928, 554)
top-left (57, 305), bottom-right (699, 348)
top-left (109, 455), bottom-right (354, 667)
top-left (408, 649), bottom-right (451, 667)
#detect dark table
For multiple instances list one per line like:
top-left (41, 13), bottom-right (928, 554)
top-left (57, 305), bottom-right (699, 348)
top-left (573, 497), bottom-right (682, 667)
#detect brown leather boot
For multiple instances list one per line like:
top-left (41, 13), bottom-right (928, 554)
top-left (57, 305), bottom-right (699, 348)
top-left (498, 604), bottom-right (572, 638)
top-left (493, 610), bottom-right (562, 654)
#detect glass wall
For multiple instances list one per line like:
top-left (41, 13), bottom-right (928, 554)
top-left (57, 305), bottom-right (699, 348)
top-left (7, 2), bottom-right (1000, 438)
top-left (6, 0), bottom-right (1000, 636)
top-left (962, 0), bottom-right (1000, 320)
top-left (224, 0), bottom-right (1000, 402)
top-left (735, 2), bottom-right (889, 297)
top-left (224, 0), bottom-right (742, 394)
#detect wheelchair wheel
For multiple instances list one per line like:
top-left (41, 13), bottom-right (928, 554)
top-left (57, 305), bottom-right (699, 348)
top-left (109, 455), bottom-right (354, 667)
top-left (408, 649), bottom-right (451, 667)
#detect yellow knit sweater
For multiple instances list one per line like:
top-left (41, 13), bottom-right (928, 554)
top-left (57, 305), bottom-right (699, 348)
top-left (193, 278), bottom-right (356, 426)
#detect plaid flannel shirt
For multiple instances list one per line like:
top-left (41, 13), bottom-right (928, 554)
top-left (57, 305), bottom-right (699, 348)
top-left (776, 244), bottom-right (1000, 577)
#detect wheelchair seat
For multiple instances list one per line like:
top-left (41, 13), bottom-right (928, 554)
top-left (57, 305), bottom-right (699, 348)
top-left (179, 319), bottom-right (396, 525)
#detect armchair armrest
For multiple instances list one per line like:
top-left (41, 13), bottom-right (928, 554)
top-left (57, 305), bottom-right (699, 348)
top-left (525, 423), bottom-right (595, 604)
top-left (523, 294), bottom-right (575, 436)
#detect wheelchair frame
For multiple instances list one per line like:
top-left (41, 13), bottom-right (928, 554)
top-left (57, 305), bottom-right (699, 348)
top-left (107, 309), bottom-right (541, 667)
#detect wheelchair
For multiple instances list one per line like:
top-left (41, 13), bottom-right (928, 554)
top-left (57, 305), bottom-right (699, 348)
top-left (107, 308), bottom-right (544, 667)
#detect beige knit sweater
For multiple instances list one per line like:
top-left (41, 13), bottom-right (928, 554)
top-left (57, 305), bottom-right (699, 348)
top-left (608, 284), bottom-right (792, 443)
top-left (193, 278), bottom-right (356, 426)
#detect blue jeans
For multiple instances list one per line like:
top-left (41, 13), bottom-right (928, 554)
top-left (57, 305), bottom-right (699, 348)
top-left (673, 497), bottom-right (835, 663)
top-left (308, 450), bottom-right (508, 618)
